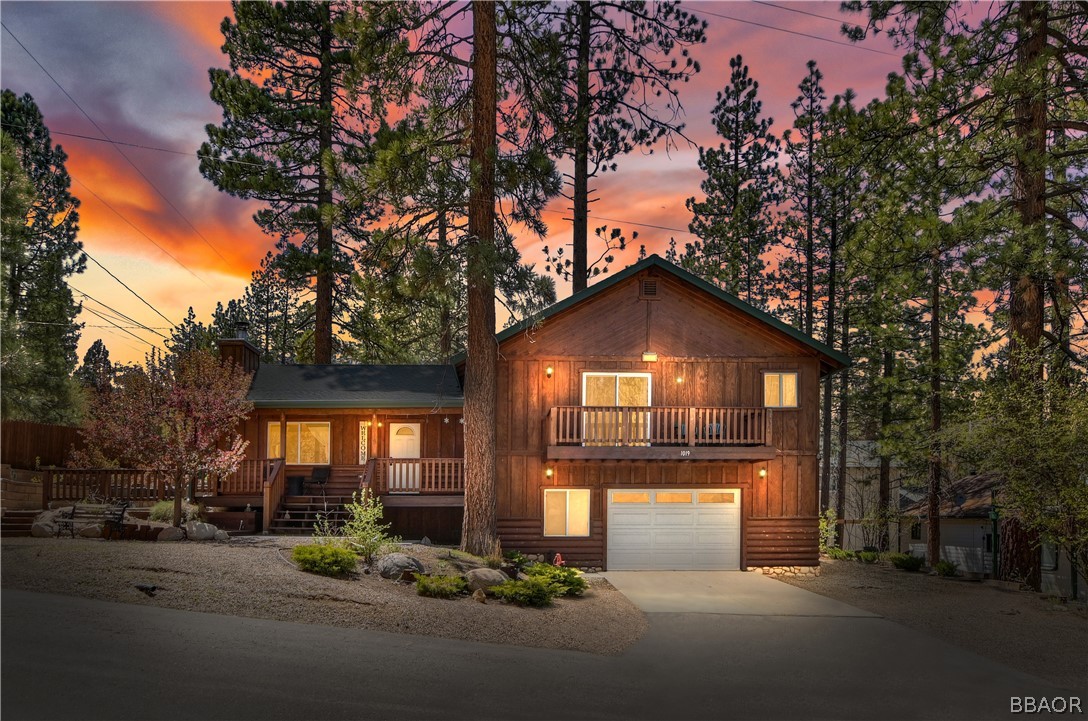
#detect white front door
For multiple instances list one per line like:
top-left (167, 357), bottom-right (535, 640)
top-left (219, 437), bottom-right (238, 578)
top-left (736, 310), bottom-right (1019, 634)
top-left (607, 488), bottom-right (741, 570)
top-left (388, 423), bottom-right (421, 492)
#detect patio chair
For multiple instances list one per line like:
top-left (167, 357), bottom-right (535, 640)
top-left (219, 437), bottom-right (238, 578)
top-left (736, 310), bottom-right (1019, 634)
top-left (308, 467), bottom-right (330, 498)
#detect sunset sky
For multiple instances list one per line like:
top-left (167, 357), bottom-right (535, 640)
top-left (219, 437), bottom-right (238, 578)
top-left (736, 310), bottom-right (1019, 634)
top-left (0, 1), bottom-right (903, 364)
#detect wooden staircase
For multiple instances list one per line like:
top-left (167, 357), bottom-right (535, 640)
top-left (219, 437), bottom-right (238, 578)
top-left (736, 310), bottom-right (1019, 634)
top-left (267, 495), bottom-right (354, 535)
top-left (1, 509), bottom-right (39, 537)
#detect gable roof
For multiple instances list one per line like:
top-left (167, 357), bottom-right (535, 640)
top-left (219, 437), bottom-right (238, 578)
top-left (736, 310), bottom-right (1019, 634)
top-left (474, 254), bottom-right (849, 371)
top-left (247, 364), bottom-right (463, 408)
top-left (902, 473), bottom-right (1003, 519)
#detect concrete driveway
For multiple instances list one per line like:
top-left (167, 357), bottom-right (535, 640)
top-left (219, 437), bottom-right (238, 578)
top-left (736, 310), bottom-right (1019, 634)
top-left (603, 571), bottom-right (877, 616)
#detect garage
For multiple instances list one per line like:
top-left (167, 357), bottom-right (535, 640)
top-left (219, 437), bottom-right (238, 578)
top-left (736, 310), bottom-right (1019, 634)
top-left (606, 488), bottom-right (742, 570)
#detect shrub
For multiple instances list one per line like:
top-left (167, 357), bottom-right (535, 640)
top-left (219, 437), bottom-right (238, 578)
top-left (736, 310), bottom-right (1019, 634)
top-left (824, 547), bottom-right (855, 561)
top-left (504, 550), bottom-right (529, 568)
top-left (858, 550), bottom-right (880, 564)
top-left (934, 559), bottom-right (959, 577)
top-left (818, 507), bottom-right (837, 553)
top-left (292, 544), bottom-right (358, 577)
top-left (340, 490), bottom-right (399, 563)
top-left (889, 553), bottom-right (925, 572)
top-left (491, 577), bottom-right (557, 607)
top-left (524, 563), bottom-right (588, 597)
top-left (149, 500), bottom-right (199, 524)
top-left (416, 574), bottom-right (468, 599)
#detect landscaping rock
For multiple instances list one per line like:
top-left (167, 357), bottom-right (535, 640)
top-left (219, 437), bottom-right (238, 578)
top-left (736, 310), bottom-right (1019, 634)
top-left (465, 568), bottom-right (509, 594)
top-left (157, 527), bottom-right (184, 542)
top-left (472, 589), bottom-right (487, 603)
top-left (79, 525), bottom-right (104, 539)
top-left (376, 553), bottom-right (424, 579)
top-left (420, 536), bottom-right (432, 546)
top-left (184, 521), bottom-right (217, 541)
top-left (214, 529), bottom-right (230, 542)
top-left (31, 522), bottom-right (54, 538)
top-left (398, 569), bottom-right (418, 583)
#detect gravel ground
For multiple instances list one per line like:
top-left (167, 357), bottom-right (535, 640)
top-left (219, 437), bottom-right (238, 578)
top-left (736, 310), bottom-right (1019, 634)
top-left (779, 558), bottom-right (1088, 689)
top-left (0, 537), bottom-right (647, 655)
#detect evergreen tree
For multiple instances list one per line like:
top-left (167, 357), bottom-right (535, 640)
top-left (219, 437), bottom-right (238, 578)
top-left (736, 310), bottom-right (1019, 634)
top-left (540, 0), bottom-right (705, 292)
top-left (199, 1), bottom-right (381, 364)
top-left (0, 91), bottom-right (85, 423)
top-left (75, 339), bottom-right (114, 393)
top-left (683, 55), bottom-right (781, 307)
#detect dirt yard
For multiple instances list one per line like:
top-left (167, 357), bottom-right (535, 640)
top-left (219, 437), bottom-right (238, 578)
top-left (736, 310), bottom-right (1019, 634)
top-left (0, 537), bottom-right (647, 655)
top-left (779, 558), bottom-right (1088, 689)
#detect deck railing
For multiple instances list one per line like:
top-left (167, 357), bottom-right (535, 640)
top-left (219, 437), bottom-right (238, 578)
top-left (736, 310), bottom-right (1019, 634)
top-left (42, 468), bottom-right (174, 506)
top-left (217, 458), bottom-right (280, 496)
top-left (547, 406), bottom-right (770, 447)
top-left (261, 458), bottom-right (286, 532)
top-left (371, 458), bottom-right (465, 494)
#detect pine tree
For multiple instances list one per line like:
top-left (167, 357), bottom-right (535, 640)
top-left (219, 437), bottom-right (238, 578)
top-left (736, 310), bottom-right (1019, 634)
top-left (684, 55), bottom-right (781, 307)
top-left (199, 1), bottom-right (381, 364)
top-left (0, 91), bottom-right (85, 423)
top-left (75, 339), bottom-right (113, 393)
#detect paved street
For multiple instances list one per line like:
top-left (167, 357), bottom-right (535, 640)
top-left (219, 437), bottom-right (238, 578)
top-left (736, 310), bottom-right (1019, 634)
top-left (2, 580), bottom-right (1080, 721)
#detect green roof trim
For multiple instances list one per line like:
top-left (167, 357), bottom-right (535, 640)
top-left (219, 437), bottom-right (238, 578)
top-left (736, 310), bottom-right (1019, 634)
top-left (458, 255), bottom-right (849, 370)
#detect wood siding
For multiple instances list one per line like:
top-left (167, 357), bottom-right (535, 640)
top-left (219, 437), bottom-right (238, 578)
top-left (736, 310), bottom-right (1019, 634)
top-left (494, 268), bottom-right (825, 568)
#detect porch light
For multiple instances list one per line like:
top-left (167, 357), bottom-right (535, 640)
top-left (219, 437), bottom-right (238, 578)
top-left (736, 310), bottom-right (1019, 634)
top-left (377, 422), bottom-right (383, 428)
top-left (675, 376), bottom-right (684, 384)
top-left (641, 352), bottom-right (658, 362)
top-left (758, 467), bottom-right (767, 478)
top-left (545, 467), bottom-right (553, 478)
top-left (546, 366), bottom-right (554, 377)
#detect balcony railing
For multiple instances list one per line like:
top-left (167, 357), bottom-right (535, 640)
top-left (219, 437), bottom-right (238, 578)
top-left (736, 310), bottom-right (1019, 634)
top-left (370, 458), bottom-right (465, 494)
top-left (548, 406), bottom-right (771, 448)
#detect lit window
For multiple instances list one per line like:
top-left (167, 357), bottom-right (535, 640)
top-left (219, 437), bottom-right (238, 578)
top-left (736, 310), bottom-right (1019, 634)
top-left (544, 489), bottom-right (591, 537)
top-left (764, 372), bottom-right (799, 408)
top-left (268, 422), bottom-right (330, 465)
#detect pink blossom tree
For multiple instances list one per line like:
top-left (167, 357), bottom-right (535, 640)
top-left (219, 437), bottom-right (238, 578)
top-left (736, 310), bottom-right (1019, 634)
top-left (76, 349), bottom-right (253, 526)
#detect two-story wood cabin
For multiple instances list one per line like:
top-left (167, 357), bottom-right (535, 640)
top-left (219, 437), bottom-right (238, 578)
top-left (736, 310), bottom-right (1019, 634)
top-left (213, 255), bottom-right (847, 571)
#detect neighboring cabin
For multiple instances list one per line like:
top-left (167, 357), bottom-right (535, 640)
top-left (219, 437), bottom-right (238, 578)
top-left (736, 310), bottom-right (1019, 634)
top-left (211, 255), bottom-right (847, 571)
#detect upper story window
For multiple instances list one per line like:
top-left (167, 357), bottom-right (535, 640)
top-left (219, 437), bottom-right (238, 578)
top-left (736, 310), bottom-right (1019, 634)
top-left (763, 372), bottom-right (798, 408)
top-left (268, 422), bottom-right (331, 465)
top-left (583, 372), bottom-right (651, 407)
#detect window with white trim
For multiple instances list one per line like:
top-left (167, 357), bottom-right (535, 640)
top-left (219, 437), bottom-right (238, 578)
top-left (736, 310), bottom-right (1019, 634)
top-left (764, 372), bottom-right (799, 408)
top-left (267, 422), bottom-right (331, 465)
top-left (544, 489), bottom-right (591, 537)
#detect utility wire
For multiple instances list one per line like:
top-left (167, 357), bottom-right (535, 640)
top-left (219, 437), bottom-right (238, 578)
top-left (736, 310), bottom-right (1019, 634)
top-left (81, 305), bottom-right (157, 348)
top-left (24, 320), bottom-right (169, 330)
top-left (76, 249), bottom-right (176, 327)
top-left (541, 207), bottom-right (695, 236)
top-left (687, 5), bottom-right (898, 57)
top-left (71, 286), bottom-right (170, 339)
top-left (2, 21), bottom-right (229, 263)
top-left (752, 1), bottom-right (856, 26)
top-left (72, 175), bottom-right (208, 289)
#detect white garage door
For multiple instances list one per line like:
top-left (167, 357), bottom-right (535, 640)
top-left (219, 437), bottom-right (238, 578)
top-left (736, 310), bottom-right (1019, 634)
top-left (607, 488), bottom-right (741, 570)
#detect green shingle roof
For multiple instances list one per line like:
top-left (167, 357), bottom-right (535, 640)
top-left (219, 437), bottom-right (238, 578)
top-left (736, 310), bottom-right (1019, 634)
top-left (247, 364), bottom-right (463, 408)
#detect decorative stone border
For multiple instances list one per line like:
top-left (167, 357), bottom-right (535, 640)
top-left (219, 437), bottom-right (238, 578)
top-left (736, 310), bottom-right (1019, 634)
top-left (746, 565), bottom-right (821, 578)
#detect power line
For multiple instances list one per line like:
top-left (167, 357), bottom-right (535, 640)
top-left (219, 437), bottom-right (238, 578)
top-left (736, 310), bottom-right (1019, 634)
top-left (71, 286), bottom-right (170, 339)
top-left (687, 5), bottom-right (898, 57)
top-left (72, 175), bottom-right (208, 289)
top-left (81, 305), bottom-right (157, 348)
top-left (77, 249), bottom-right (176, 327)
top-left (2, 21), bottom-right (229, 264)
top-left (541, 208), bottom-right (695, 236)
top-left (752, 1), bottom-right (856, 26)
top-left (25, 320), bottom-right (169, 330)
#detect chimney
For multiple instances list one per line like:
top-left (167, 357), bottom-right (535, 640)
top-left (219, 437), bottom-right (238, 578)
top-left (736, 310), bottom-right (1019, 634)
top-left (217, 321), bottom-right (260, 374)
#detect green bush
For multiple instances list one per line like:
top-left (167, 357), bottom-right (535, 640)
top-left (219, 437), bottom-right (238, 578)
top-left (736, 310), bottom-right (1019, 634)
top-left (818, 508), bottom-right (837, 553)
top-left (824, 547), bottom-right (855, 561)
top-left (491, 577), bottom-right (558, 607)
top-left (292, 544), bottom-right (358, 577)
top-left (934, 559), bottom-right (959, 577)
top-left (416, 574), bottom-right (468, 599)
top-left (889, 553), bottom-right (925, 572)
top-left (524, 563), bottom-right (588, 597)
top-left (858, 550), bottom-right (880, 564)
top-left (148, 500), bottom-right (200, 524)
top-left (340, 490), bottom-right (399, 563)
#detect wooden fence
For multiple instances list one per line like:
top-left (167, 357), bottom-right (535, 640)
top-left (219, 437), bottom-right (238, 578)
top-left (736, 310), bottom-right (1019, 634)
top-left (1, 420), bottom-right (84, 469)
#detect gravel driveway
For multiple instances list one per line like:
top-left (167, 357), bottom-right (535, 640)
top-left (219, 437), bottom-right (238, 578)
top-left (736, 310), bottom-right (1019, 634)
top-left (779, 558), bottom-right (1088, 689)
top-left (0, 537), bottom-right (646, 655)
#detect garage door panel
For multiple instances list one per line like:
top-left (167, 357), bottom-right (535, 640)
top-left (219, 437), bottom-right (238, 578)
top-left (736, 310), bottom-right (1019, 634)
top-left (607, 488), bottom-right (741, 571)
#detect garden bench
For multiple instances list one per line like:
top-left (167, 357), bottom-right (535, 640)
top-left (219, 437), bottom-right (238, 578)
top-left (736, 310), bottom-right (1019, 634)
top-left (54, 501), bottom-right (131, 539)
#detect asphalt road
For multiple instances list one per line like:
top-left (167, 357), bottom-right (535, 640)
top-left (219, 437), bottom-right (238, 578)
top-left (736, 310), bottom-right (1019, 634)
top-left (1, 578), bottom-right (1081, 721)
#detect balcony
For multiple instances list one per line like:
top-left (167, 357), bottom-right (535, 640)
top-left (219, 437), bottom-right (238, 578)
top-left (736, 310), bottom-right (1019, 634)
top-left (546, 406), bottom-right (776, 461)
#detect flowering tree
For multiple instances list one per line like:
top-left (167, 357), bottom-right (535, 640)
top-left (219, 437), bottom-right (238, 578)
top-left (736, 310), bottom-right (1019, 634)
top-left (76, 349), bottom-right (254, 526)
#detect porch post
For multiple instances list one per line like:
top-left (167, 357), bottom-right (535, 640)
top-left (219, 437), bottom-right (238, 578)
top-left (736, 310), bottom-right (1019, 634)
top-left (279, 412), bottom-right (287, 464)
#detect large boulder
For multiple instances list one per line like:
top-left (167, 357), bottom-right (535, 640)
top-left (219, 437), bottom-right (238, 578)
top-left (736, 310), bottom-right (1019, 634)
top-left (376, 553), bottom-right (424, 579)
top-left (184, 521), bottom-right (217, 541)
top-left (156, 527), bottom-right (184, 542)
top-left (465, 568), bottom-right (509, 594)
top-left (214, 529), bottom-right (230, 542)
top-left (79, 525), bottom-right (104, 539)
top-left (31, 522), bottom-right (54, 538)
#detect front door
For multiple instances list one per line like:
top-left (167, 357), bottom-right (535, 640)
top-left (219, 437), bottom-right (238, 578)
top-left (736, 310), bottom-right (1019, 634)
top-left (388, 423), bottom-right (421, 492)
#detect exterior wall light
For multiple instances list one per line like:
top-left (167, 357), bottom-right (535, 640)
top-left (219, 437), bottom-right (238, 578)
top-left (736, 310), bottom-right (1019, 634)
top-left (676, 376), bottom-right (684, 384)
top-left (377, 422), bottom-right (383, 428)
top-left (545, 467), bottom-right (554, 478)
top-left (641, 352), bottom-right (658, 362)
top-left (758, 467), bottom-right (767, 478)
top-left (545, 366), bottom-right (554, 377)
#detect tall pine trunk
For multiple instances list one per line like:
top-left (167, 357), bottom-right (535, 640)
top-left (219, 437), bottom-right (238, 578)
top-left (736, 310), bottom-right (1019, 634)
top-left (1009, 0), bottom-right (1046, 378)
top-left (461, 0), bottom-right (500, 556)
top-left (314, 5), bottom-right (335, 364)
top-left (878, 349), bottom-right (893, 550)
top-left (571, 0), bottom-right (592, 293)
top-left (835, 305), bottom-right (850, 546)
top-left (926, 250), bottom-right (942, 566)
top-left (819, 194), bottom-right (837, 513)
